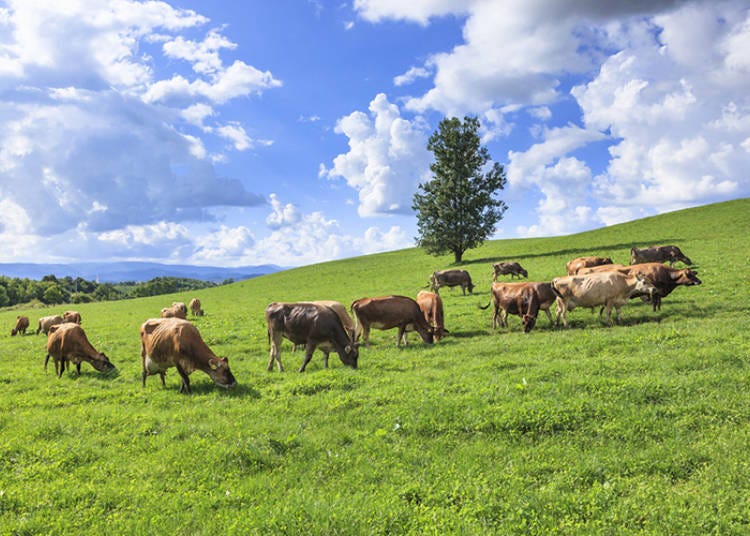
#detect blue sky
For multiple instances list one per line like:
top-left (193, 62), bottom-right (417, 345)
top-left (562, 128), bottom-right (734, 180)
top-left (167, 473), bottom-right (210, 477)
top-left (0, 0), bottom-right (747, 268)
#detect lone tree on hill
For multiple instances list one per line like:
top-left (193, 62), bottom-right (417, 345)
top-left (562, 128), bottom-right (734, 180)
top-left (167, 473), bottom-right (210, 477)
top-left (412, 116), bottom-right (508, 263)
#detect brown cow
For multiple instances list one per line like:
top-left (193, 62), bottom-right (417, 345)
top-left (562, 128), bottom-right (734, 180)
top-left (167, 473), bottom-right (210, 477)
top-left (11, 315), bottom-right (29, 336)
top-left (578, 262), bottom-right (701, 311)
top-left (265, 302), bottom-right (358, 372)
top-left (551, 272), bottom-right (655, 327)
top-left (492, 262), bottom-right (528, 280)
top-left (62, 310), bottom-right (82, 324)
top-left (630, 245), bottom-right (692, 266)
top-left (189, 298), bottom-right (204, 317)
top-left (160, 304), bottom-right (187, 319)
top-left (44, 323), bottom-right (116, 378)
top-left (351, 295), bottom-right (434, 347)
top-left (625, 263), bottom-right (702, 311)
top-left (292, 300), bottom-right (357, 367)
top-left (429, 269), bottom-right (474, 295)
top-left (36, 315), bottom-right (64, 335)
top-left (416, 290), bottom-right (447, 341)
top-left (566, 256), bottom-right (613, 275)
top-left (140, 317), bottom-right (237, 393)
top-left (480, 282), bottom-right (556, 333)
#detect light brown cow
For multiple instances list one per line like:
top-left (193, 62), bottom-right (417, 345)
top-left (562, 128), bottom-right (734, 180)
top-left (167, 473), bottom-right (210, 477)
top-left (11, 315), bottom-right (29, 336)
top-left (140, 317), bottom-right (237, 393)
top-left (492, 262), bottom-right (528, 281)
top-left (44, 323), bottom-right (116, 378)
top-left (172, 302), bottom-right (188, 316)
top-left (160, 304), bottom-right (187, 319)
top-left (566, 256), bottom-right (613, 275)
top-left (429, 269), bottom-right (475, 295)
top-left (630, 245), bottom-right (692, 267)
top-left (62, 310), bottom-right (82, 324)
top-left (189, 298), bottom-right (204, 317)
top-left (266, 302), bottom-right (358, 372)
top-left (480, 282), bottom-right (556, 332)
top-left (351, 295), bottom-right (434, 347)
top-left (551, 272), bottom-right (655, 327)
top-left (416, 290), bottom-right (447, 341)
top-left (36, 315), bottom-right (64, 335)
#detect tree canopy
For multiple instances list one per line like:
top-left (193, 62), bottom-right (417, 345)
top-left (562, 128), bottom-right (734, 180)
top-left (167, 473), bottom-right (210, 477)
top-left (412, 116), bottom-right (508, 263)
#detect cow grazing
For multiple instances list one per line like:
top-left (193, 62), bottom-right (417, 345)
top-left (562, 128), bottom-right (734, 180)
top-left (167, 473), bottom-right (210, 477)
top-left (630, 245), bottom-right (693, 267)
top-left (140, 317), bottom-right (237, 393)
top-left (481, 282), bottom-right (556, 333)
top-left (62, 310), bottom-right (82, 324)
top-left (189, 298), bottom-right (204, 317)
top-left (577, 264), bottom-right (630, 276)
top-left (492, 262), bottom-right (528, 280)
top-left (351, 295), bottom-right (434, 347)
top-left (160, 304), bottom-right (187, 319)
top-left (626, 263), bottom-right (702, 311)
top-left (566, 256), bottom-right (613, 276)
top-left (265, 302), bottom-right (358, 372)
top-left (416, 290), bottom-right (447, 341)
top-left (429, 269), bottom-right (475, 295)
top-left (292, 300), bottom-right (357, 366)
top-left (36, 315), bottom-right (64, 335)
top-left (11, 316), bottom-right (29, 336)
top-left (551, 272), bottom-right (656, 327)
top-left (44, 323), bottom-right (116, 378)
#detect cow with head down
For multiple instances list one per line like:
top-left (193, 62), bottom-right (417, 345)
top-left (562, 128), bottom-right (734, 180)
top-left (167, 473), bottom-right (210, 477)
top-left (429, 269), bottom-right (474, 295)
top-left (566, 256), bottom-right (613, 276)
top-left (492, 262), bottom-right (528, 281)
top-left (140, 317), bottom-right (237, 393)
top-left (630, 245), bottom-right (693, 267)
top-left (551, 272), bottom-right (656, 327)
top-left (37, 315), bottom-right (64, 335)
top-left (63, 310), bottom-right (82, 324)
top-left (11, 316), bottom-right (29, 336)
top-left (351, 295), bottom-right (434, 347)
top-left (189, 298), bottom-right (204, 317)
top-left (266, 301), bottom-right (358, 372)
top-left (416, 290), bottom-right (447, 341)
top-left (161, 304), bottom-right (187, 319)
top-left (481, 282), bottom-right (556, 333)
top-left (44, 323), bottom-right (116, 378)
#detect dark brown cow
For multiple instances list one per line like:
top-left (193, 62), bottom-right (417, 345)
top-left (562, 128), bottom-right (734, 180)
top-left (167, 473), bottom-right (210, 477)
top-left (551, 272), bottom-right (656, 327)
top-left (492, 261), bottom-right (528, 280)
top-left (62, 310), bottom-right (82, 324)
top-left (140, 317), bottom-right (237, 393)
top-left (625, 262), bottom-right (702, 311)
top-left (429, 269), bottom-right (475, 295)
top-left (630, 245), bottom-right (692, 266)
top-left (291, 301), bottom-right (356, 367)
top-left (44, 323), bottom-right (116, 378)
top-left (480, 282), bottom-right (556, 333)
top-left (265, 302), bottom-right (358, 372)
top-left (11, 315), bottom-right (29, 336)
top-left (416, 290), bottom-right (447, 341)
top-left (36, 315), bottom-right (64, 335)
top-left (351, 295), bottom-right (434, 347)
top-left (566, 256), bottom-right (613, 275)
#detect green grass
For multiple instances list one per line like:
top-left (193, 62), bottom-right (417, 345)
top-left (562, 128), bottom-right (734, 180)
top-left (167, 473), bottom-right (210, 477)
top-left (1, 198), bottom-right (749, 534)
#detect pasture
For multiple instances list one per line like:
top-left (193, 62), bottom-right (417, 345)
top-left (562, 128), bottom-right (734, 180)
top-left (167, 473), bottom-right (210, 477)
top-left (1, 198), bottom-right (749, 534)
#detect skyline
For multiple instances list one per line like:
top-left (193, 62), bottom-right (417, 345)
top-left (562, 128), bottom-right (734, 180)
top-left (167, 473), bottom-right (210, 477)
top-left (0, 0), bottom-right (747, 268)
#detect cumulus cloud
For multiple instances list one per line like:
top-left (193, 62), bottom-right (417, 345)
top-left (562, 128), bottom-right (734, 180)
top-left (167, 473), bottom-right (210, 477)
top-left (357, 0), bottom-right (750, 236)
top-left (0, 1), bottom-right (278, 241)
top-left (325, 93), bottom-right (431, 217)
top-left (266, 193), bottom-right (302, 229)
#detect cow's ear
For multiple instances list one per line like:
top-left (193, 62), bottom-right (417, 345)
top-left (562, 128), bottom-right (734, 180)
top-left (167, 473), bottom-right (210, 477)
top-left (208, 358), bottom-right (219, 370)
top-left (48, 325), bottom-right (60, 334)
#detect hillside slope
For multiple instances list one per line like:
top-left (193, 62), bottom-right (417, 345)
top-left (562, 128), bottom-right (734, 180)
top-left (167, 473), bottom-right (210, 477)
top-left (1, 197), bottom-right (749, 534)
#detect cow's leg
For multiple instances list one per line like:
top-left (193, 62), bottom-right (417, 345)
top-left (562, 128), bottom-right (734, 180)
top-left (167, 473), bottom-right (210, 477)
top-left (175, 364), bottom-right (191, 394)
top-left (362, 324), bottom-right (371, 348)
top-left (555, 298), bottom-right (568, 327)
top-left (267, 331), bottom-right (284, 372)
top-left (44, 354), bottom-right (50, 374)
top-left (543, 308), bottom-right (554, 326)
top-left (298, 343), bottom-right (317, 372)
top-left (159, 372), bottom-right (166, 387)
top-left (397, 325), bottom-right (406, 347)
top-left (322, 350), bottom-right (330, 369)
top-left (75, 362), bottom-right (81, 376)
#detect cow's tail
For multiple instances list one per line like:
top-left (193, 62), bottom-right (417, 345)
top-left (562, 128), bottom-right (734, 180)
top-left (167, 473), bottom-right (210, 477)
top-left (478, 300), bottom-right (492, 310)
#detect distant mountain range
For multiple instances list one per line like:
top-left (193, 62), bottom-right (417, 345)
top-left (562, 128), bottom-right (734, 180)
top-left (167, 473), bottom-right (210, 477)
top-left (0, 262), bottom-right (284, 284)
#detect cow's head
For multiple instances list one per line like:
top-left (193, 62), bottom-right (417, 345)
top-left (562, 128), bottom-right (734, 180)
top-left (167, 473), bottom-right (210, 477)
top-left (340, 343), bottom-right (359, 369)
top-left (90, 353), bottom-right (117, 374)
top-left (520, 268), bottom-right (529, 278)
top-left (632, 274), bottom-right (657, 298)
top-left (208, 357), bottom-right (237, 388)
top-left (674, 269), bottom-right (701, 286)
top-left (522, 314), bottom-right (537, 333)
top-left (10, 328), bottom-right (17, 336)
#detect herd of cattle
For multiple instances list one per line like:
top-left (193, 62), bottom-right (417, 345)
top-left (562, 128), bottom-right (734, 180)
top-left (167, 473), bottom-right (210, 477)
top-left (7, 245), bottom-right (701, 393)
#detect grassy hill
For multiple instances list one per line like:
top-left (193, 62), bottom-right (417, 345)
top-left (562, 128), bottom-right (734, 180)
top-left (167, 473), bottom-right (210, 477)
top-left (1, 198), bottom-right (749, 534)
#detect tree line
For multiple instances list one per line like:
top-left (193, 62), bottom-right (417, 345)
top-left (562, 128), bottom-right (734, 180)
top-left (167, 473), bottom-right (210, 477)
top-left (0, 274), bottom-right (221, 307)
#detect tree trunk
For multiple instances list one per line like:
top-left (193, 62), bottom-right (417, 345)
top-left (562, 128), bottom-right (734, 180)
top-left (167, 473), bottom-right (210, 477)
top-left (453, 250), bottom-right (463, 263)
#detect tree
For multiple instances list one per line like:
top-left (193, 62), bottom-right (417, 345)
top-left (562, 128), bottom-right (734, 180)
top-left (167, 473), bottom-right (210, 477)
top-left (412, 116), bottom-right (508, 263)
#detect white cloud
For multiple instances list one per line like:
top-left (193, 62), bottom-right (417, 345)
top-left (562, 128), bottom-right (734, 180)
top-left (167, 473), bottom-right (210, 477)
top-left (394, 66), bottom-right (431, 87)
top-left (162, 28), bottom-right (237, 75)
top-left (266, 194), bottom-right (302, 229)
top-left (354, 0), bottom-right (471, 25)
top-left (215, 123), bottom-right (252, 151)
top-left (326, 93), bottom-right (431, 217)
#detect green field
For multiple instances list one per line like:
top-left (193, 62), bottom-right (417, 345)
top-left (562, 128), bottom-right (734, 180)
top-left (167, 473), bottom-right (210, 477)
top-left (1, 198), bottom-right (749, 534)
